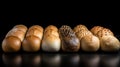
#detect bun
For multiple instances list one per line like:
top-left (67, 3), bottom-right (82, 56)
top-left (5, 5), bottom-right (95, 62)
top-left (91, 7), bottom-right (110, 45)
top-left (2, 24), bottom-right (27, 52)
top-left (42, 25), bottom-right (60, 52)
top-left (59, 25), bottom-right (80, 52)
top-left (22, 25), bottom-right (43, 52)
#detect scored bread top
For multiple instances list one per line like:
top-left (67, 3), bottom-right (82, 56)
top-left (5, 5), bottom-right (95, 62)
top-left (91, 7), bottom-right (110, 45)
top-left (26, 25), bottom-right (43, 40)
top-left (44, 25), bottom-right (58, 32)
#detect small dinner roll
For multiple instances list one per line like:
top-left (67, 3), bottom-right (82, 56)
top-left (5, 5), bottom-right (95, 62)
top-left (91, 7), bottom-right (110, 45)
top-left (59, 25), bottom-right (80, 52)
top-left (100, 35), bottom-right (120, 51)
top-left (81, 34), bottom-right (100, 52)
top-left (2, 25), bottom-right (27, 52)
top-left (22, 25), bottom-right (43, 52)
top-left (42, 25), bottom-right (61, 52)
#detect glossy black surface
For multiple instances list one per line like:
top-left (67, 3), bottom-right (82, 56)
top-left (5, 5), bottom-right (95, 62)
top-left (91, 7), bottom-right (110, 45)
top-left (0, 53), bottom-right (120, 67)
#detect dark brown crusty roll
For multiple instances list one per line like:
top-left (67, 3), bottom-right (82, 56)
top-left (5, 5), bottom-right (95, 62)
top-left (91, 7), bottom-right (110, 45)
top-left (59, 25), bottom-right (80, 52)
top-left (2, 25), bottom-right (27, 52)
top-left (22, 25), bottom-right (43, 52)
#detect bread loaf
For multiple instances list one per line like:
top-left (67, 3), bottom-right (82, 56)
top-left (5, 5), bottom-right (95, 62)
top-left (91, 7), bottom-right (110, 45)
top-left (2, 25), bottom-right (27, 52)
top-left (59, 25), bottom-right (80, 52)
top-left (22, 25), bottom-right (43, 52)
top-left (42, 25), bottom-right (61, 52)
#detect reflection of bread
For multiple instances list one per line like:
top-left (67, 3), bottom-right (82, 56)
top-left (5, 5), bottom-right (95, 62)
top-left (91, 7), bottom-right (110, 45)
top-left (90, 26), bottom-right (104, 36)
top-left (22, 25), bottom-right (43, 52)
top-left (2, 25), bottom-right (27, 52)
top-left (42, 25), bottom-right (60, 52)
top-left (59, 25), bottom-right (80, 52)
top-left (100, 36), bottom-right (120, 51)
top-left (81, 34), bottom-right (100, 52)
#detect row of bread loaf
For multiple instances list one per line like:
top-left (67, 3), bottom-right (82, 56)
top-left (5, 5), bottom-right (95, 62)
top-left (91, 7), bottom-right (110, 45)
top-left (2, 24), bottom-right (120, 52)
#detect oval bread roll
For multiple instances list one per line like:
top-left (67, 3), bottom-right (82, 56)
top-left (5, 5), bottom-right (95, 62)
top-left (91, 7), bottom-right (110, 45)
top-left (100, 35), bottom-right (120, 51)
top-left (2, 25), bottom-right (27, 52)
top-left (81, 34), bottom-right (100, 52)
top-left (42, 25), bottom-right (61, 52)
top-left (91, 26), bottom-right (120, 51)
top-left (22, 25), bottom-right (43, 52)
top-left (59, 25), bottom-right (80, 52)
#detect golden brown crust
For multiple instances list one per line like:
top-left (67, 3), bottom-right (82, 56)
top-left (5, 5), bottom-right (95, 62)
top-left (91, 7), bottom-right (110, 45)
top-left (2, 36), bottom-right (21, 52)
top-left (44, 29), bottom-right (59, 37)
top-left (22, 25), bottom-right (43, 52)
top-left (22, 35), bottom-right (41, 52)
top-left (6, 25), bottom-right (27, 41)
top-left (96, 28), bottom-right (114, 38)
top-left (44, 25), bottom-right (58, 32)
top-left (75, 30), bottom-right (92, 41)
top-left (90, 26), bottom-right (104, 36)
top-left (13, 24), bottom-right (27, 32)
top-left (28, 25), bottom-right (43, 32)
top-left (73, 24), bottom-right (88, 33)
top-left (2, 25), bottom-right (27, 52)
top-left (26, 28), bottom-right (43, 40)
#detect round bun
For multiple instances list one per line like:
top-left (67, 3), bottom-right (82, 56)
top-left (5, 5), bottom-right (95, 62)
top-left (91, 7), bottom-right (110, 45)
top-left (100, 35), bottom-right (120, 51)
top-left (22, 35), bottom-right (41, 52)
top-left (81, 34), bottom-right (100, 52)
top-left (2, 36), bottom-right (21, 52)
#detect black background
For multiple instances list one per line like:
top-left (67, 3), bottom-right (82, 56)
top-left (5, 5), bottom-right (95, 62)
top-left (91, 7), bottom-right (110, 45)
top-left (0, 16), bottom-right (120, 67)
